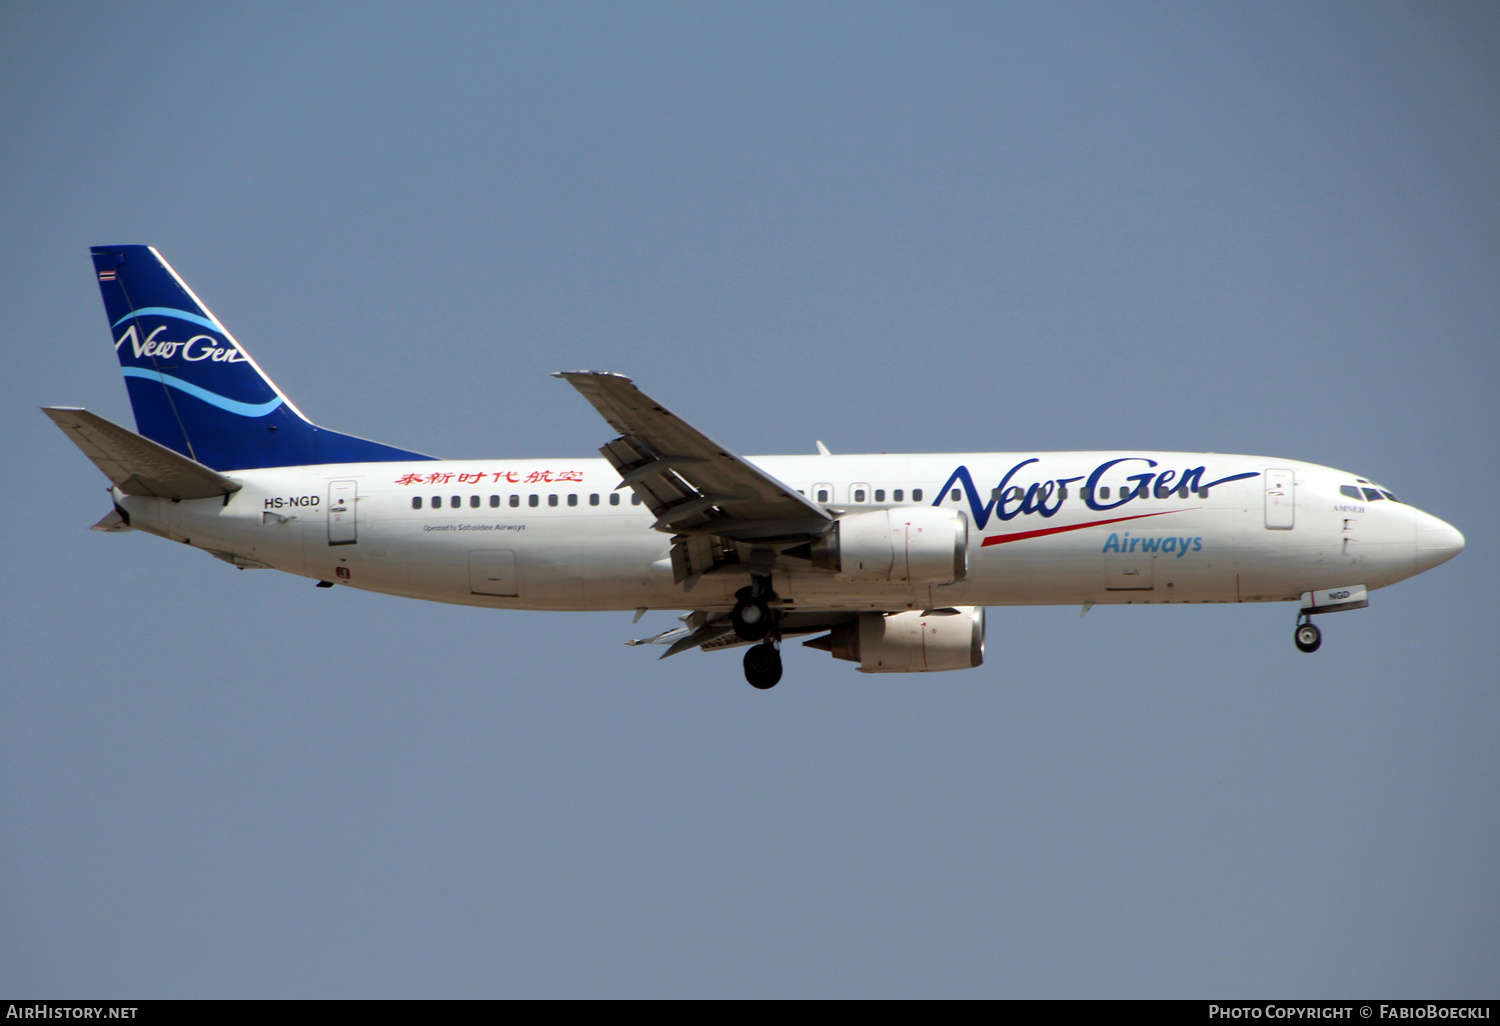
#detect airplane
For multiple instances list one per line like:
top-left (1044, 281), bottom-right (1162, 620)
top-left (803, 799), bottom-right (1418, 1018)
top-left (45, 245), bottom-right (1465, 689)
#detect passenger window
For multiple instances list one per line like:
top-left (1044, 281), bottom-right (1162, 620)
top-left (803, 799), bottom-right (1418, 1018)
top-left (912, 489), bottom-right (923, 502)
top-left (412, 496), bottom-right (423, 510)
top-left (1081, 487), bottom-right (1092, 502)
top-left (893, 489), bottom-right (903, 502)
top-left (451, 495), bottom-right (460, 508)
top-left (817, 489), bottom-right (829, 503)
top-left (854, 489), bottom-right (866, 503)
top-left (548, 494), bottom-right (559, 507)
top-left (567, 494), bottom-right (578, 507)
top-left (950, 489), bottom-right (960, 502)
top-left (431, 495), bottom-right (442, 508)
top-left (589, 494), bottom-right (600, 506)
top-left (1340, 486), bottom-right (1362, 499)
top-left (1176, 485), bottom-right (1188, 499)
top-left (470, 495), bottom-right (480, 508)
top-left (874, 489), bottom-right (885, 502)
top-left (1197, 489), bottom-right (1208, 499)
top-left (1057, 485), bottom-right (1068, 500)
top-left (1362, 488), bottom-right (1385, 501)
top-left (609, 493), bottom-right (620, 506)
top-left (509, 495), bottom-right (519, 507)
top-left (1099, 486), bottom-right (1111, 499)
top-left (528, 494), bottom-right (539, 507)
top-left (489, 495), bottom-right (499, 508)
top-left (631, 494), bottom-right (641, 505)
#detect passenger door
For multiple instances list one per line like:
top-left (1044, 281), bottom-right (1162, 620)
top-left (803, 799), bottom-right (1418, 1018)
top-left (1264, 469), bottom-right (1295, 530)
top-left (327, 480), bottom-right (357, 545)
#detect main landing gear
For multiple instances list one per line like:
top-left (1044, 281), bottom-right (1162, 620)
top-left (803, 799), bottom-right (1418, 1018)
top-left (744, 640), bottom-right (783, 690)
top-left (735, 576), bottom-right (782, 688)
top-left (1294, 613), bottom-right (1322, 654)
top-left (731, 579), bottom-right (775, 643)
top-left (731, 594), bottom-right (771, 641)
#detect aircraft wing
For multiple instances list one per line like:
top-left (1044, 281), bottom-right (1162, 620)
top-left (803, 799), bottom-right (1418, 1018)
top-left (555, 372), bottom-right (832, 584)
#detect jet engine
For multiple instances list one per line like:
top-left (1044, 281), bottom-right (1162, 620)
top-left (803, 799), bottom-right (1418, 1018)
top-left (805, 607), bottom-right (986, 673)
top-left (806, 507), bottom-right (969, 584)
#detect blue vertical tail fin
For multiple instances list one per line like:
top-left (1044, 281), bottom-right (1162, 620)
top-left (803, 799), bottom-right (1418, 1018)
top-left (91, 246), bottom-right (435, 471)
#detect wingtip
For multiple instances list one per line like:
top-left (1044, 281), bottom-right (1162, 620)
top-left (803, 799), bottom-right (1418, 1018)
top-left (553, 370), bottom-right (634, 383)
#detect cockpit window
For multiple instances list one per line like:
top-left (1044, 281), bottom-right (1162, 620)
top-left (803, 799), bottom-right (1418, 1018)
top-left (1339, 485), bottom-right (1361, 499)
top-left (1380, 490), bottom-right (1401, 503)
top-left (1361, 488), bottom-right (1385, 502)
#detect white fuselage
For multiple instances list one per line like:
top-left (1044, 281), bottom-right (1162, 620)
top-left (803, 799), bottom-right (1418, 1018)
top-left (113, 451), bottom-right (1463, 615)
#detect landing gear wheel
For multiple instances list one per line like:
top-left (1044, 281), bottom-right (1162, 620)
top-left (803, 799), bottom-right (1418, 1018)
top-left (1294, 622), bottom-right (1321, 653)
top-left (744, 642), bottom-right (783, 690)
top-left (731, 597), bottom-right (771, 641)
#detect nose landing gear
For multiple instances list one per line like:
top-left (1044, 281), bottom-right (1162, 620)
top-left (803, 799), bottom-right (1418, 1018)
top-left (1294, 615), bottom-right (1322, 653)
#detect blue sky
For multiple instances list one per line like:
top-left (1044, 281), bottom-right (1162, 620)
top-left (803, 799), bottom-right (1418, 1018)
top-left (2, 2), bottom-right (1496, 997)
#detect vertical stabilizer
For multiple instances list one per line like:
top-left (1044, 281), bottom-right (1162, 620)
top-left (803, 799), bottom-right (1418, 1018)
top-left (92, 246), bottom-right (434, 470)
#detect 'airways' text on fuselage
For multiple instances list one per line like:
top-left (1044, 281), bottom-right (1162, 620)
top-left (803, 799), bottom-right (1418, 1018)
top-left (1103, 533), bottom-right (1202, 557)
top-left (935, 458), bottom-right (1261, 530)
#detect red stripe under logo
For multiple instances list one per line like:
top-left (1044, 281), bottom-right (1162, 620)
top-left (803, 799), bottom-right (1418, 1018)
top-left (979, 508), bottom-right (1193, 547)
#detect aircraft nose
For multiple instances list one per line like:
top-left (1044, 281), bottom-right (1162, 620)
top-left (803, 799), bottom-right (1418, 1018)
top-left (1414, 511), bottom-right (1465, 573)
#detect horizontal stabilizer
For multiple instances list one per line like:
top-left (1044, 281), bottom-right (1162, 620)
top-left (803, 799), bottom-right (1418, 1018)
top-left (90, 508), bottom-right (133, 532)
top-left (42, 406), bottom-right (241, 500)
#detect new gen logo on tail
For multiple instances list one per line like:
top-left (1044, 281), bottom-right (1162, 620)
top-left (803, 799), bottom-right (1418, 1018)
top-left (113, 317), bottom-right (247, 364)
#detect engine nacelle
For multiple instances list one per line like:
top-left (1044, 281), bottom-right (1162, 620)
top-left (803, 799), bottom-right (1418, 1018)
top-left (809, 607), bottom-right (986, 673)
top-left (808, 507), bottom-right (969, 584)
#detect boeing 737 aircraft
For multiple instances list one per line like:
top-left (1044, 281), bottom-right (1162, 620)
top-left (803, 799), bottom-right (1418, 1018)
top-left (47, 246), bottom-right (1465, 688)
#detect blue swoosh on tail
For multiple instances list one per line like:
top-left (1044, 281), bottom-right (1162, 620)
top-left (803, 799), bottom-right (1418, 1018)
top-left (121, 367), bottom-right (283, 417)
top-left (113, 307), bottom-right (225, 334)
